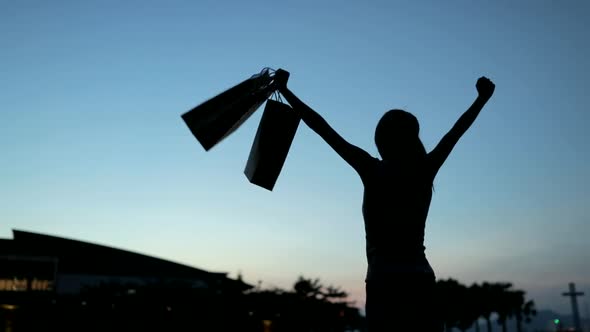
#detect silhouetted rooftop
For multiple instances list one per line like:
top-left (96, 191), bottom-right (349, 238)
top-left (0, 229), bottom-right (252, 291)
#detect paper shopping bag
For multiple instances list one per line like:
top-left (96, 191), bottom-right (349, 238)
top-left (244, 99), bottom-right (300, 191)
top-left (182, 69), bottom-right (274, 151)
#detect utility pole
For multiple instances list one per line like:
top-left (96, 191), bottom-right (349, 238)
top-left (584, 302), bottom-right (589, 332)
top-left (562, 282), bottom-right (585, 332)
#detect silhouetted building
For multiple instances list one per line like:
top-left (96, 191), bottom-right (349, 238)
top-left (0, 229), bottom-right (250, 299)
top-left (0, 229), bottom-right (253, 331)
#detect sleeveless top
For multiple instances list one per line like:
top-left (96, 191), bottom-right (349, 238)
top-left (362, 158), bottom-right (435, 281)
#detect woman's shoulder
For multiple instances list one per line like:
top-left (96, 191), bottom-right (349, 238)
top-left (358, 156), bottom-right (383, 185)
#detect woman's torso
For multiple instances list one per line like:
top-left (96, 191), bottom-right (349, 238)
top-left (362, 158), bottom-right (435, 280)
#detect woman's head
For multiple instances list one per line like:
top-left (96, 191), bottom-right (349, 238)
top-left (375, 109), bottom-right (426, 162)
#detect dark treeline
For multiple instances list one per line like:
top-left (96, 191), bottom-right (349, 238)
top-left (243, 276), bottom-right (364, 331)
top-left (246, 277), bottom-right (537, 332)
top-left (0, 276), bottom-right (535, 332)
top-left (437, 279), bottom-right (536, 332)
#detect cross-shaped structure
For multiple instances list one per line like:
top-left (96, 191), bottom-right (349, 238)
top-left (562, 282), bottom-right (585, 332)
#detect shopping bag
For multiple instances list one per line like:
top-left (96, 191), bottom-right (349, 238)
top-left (244, 99), bottom-right (300, 191)
top-left (182, 69), bottom-right (274, 151)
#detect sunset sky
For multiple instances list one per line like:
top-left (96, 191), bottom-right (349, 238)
top-left (1, 1), bottom-right (588, 315)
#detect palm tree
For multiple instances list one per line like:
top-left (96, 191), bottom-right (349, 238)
top-left (494, 288), bottom-right (537, 332)
top-left (477, 282), bottom-right (496, 332)
top-left (469, 281), bottom-right (511, 332)
top-left (322, 285), bottom-right (349, 303)
top-left (293, 275), bottom-right (324, 300)
top-left (454, 282), bottom-right (482, 332)
top-left (514, 298), bottom-right (536, 332)
top-left (495, 286), bottom-right (521, 332)
top-left (437, 278), bottom-right (465, 331)
top-left (508, 290), bottom-right (526, 332)
top-left (468, 283), bottom-right (483, 332)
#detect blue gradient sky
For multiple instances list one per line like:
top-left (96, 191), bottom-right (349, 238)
top-left (1, 1), bottom-right (588, 314)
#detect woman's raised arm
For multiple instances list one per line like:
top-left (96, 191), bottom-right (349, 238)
top-left (275, 74), bottom-right (374, 178)
top-left (428, 77), bottom-right (495, 177)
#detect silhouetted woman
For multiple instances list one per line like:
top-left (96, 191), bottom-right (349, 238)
top-left (275, 72), bottom-right (495, 331)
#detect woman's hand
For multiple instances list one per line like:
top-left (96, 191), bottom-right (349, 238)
top-left (273, 69), bottom-right (290, 92)
top-left (476, 76), bottom-right (495, 100)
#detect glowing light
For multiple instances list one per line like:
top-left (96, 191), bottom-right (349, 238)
top-left (0, 304), bottom-right (18, 311)
top-left (31, 279), bottom-right (53, 291)
top-left (0, 278), bottom-right (53, 292)
top-left (0, 278), bottom-right (27, 292)
top-left (554, 318), bottom-right (560, 324)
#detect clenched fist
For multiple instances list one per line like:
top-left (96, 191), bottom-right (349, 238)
top-left (273, 69), bottom-right (290, 92)
top-left (476, 76), bottom-right (495, 100)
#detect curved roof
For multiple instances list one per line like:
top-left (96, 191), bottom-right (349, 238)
top-left (3, 230), bottom-right (251, 291)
